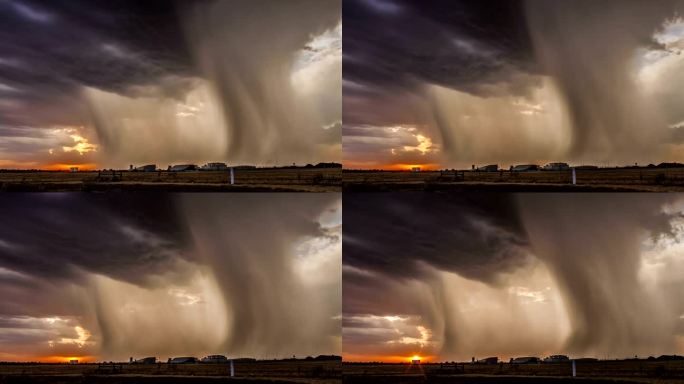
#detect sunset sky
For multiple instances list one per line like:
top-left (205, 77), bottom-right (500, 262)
top-left (343, 0), bottom-right (684, 170)
top-left (0, 0), bottom-right (341, 170)
top-left (0, 194), bottom-right (341, 363)
top-left (343, 193), bottom-right (684, 362)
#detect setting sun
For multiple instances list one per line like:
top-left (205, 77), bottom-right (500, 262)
top-left (391, 163), bottom-right (440, 171)
top-left (42, 163), bottom-right (99, 171)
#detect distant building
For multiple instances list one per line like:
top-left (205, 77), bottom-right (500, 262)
top-left (542, 162), bottom-right (570, 171)
top-left (201, 162), bottom-right (228, 171)
top-left (132, 357), bottom-right (157, 364)
top-left (169, 357), bottom-right (199, 364)
top-left (69, 359), bottom-right (78, 364)
top-left (511, 164), bottom-right (539, 172)
top-left (169, 164), bottom-right (198, 172)
top-left (411, 358), bottom-right (420, 364)
top-left (133, 164), bottom-right (157, 172)
top-left (69, 167), bottom-right (79, 173)
top-left (411, 167), bottom-right (421, 172)
top-left (476, 164), bottom-right (498, 172)
top-left (476, 357), bottom-right (499, 364)
top-left (511, 357), bottom-right (540, 364)
top-left (201, 355), bottom-right (228, 363)
top-left (543, 355), bottom-right (570, 363)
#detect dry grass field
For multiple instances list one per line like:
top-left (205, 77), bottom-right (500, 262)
top-left (0, 361), bottom-right (340, 384)
top-left (0, 168), bottom-right (341, 192)
top-left (343, 168), bottom-right (684, 192)
top-left (343, 361), bottom-right (684, 384)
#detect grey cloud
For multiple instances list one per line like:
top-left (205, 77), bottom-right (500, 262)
top-left (343, 192), bottom-right (529, 286)
top-left (0, 194), bottom-right (192, 287)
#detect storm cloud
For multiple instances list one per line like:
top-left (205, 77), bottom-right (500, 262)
top-left (0, 0), bottom-right (341, 169)
top-left (0, 194), bottom-right (341, 362)
top-left (343, 0), bottom-right (684, 169)
top-left (343, 193), bottom-right (684, 362)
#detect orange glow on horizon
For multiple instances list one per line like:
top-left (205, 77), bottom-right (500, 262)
top-left (46, 355), bottom-right (96, 363)
top-left (0, 355), bottom-right (97, 363)
top-left (343, 162), bottom-right (442, 171)
top-left (41, 163), bottom-right (99, 171)
top-left (392, 163), bottom-right (440, 171)
top-left (343, 354), bottom-right (436, 363)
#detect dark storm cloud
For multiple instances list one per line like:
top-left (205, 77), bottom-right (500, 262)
top-left (342, 193), bottom-right (532, 348)
top-left (0, 194), bottom-right (191, 289)
top-left (0, 0), bottom-right (195, 127)
top-left (343, 192), bottom-right (529, 286)
top-left (343, 0), bottom-right (536, 125)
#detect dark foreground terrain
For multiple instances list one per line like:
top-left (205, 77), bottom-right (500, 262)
top-left (0, 361), bottom-right (340, 384)
top-left (343, 168), bottom-right (684, 192)
top-left (343, 361), bottom-right (684, 384)
top-left (0, 168), bottom-right (341, 192)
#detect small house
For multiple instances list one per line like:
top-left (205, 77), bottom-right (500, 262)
top-left (169, 356), bottom-right (198, 364)
top-left (511, 356), bottom-right (540, 364)
top-left (476, 165), bottom-right (498, 172)
top-left (201, 355), bottom-right (228, 363)
top-left (477, 357), bottom-right (499, 364)
top-left (511, 164), bottom-right (539, 172)
top-left (201, 162), bottom-right (228, 171)
top-left (134, 164), bottom-right (157, 172)
top-left (543, 355), bottom-right (569, 363)
top-left (542, 162), bottom-right (570, 171)
top-left (169, 164), bottom-right (198, 172)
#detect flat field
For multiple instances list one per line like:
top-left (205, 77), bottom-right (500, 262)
top-left (343, 168), bottom-right (684, 192)
top-left (0, 168), bottom-right (341, 192)
top-left (0, 361), bottom-right (340, 384)
top-left (343, 361), bottom-right (684, 384)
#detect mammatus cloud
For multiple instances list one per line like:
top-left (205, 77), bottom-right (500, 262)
top-left (343, 193), bottom-right (684, 362)
top-left (0, 194), bottom-right (341, 362)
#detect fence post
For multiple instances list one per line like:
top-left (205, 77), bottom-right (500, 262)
top-left (572, 360), bottom-right (576, 377)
